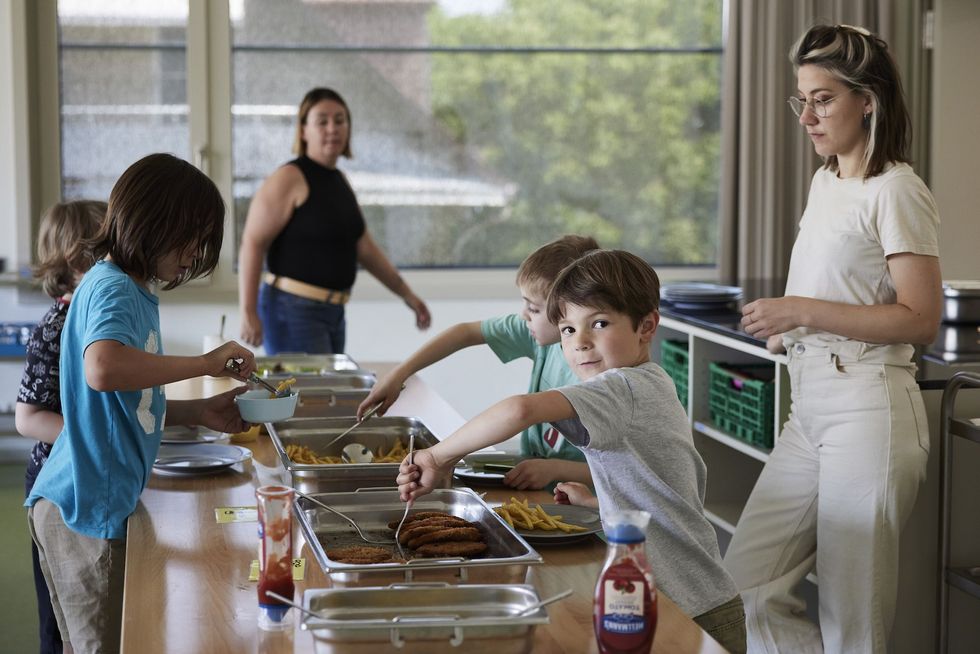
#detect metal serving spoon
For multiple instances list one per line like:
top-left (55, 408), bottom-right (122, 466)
top-left (292, 488), bottom-right (394, 545)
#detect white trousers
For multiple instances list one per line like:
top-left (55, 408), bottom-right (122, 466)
top-left (723, 343), bottom-right (929, 654)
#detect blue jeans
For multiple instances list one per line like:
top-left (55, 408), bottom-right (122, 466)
top-left (258, 283), bottom-right (346, 354)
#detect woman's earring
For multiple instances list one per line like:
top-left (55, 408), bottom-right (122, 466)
top-left (863, 112), bottom-right (872, 128)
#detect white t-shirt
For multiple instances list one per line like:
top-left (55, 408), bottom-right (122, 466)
top-left (782, 162), bottom-right (940, 363)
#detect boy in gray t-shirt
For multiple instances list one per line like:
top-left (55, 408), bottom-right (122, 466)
top-left (398, 249), bottom-right (746, 653)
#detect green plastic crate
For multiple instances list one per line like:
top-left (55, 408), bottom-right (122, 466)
top-left (660, 340), bottom-right (689, 407)
top-left (708, 362), bottom-right (775, 449)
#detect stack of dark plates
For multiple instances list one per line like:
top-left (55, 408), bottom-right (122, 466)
top-left (662, 283), bottom-right (743, 310)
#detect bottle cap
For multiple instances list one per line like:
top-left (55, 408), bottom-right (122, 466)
top-left (604, 509), bottom-right (651, 544)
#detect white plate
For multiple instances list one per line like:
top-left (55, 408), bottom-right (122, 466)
top-left (160, 425), bottom-right (225, 445)
top-left (153, 444), bottom-right (252, 475)
top-left (453, 464), bottom-right (507, 485)
top-left (509, 504), bottom-right (603, 544)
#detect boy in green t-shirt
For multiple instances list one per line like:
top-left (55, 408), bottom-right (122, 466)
top-left (357, 234), bottom-right (597, 490)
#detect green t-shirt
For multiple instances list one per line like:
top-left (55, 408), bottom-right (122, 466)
top-left (481, 314), bottom-right (586, 463)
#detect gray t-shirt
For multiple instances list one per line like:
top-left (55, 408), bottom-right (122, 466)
top-left (553, 361), bottom-right (738, 617)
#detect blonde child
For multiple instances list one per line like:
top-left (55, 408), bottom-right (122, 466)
top-left (25, 154), bottom-right (257, 652)
top-left (359, 235), bottom-right (598, 490)
top-left (16, 200), bottom-right (106, 654)
top-left (397, 250), bottom-right (746, 652)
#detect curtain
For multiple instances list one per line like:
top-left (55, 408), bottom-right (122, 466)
top-left (719, 0), bottom-right (931, 284)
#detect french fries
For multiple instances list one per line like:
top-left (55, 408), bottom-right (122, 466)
top-left (284, 439), bottom-right (412, 465)
top-left (493, 497), bottom-right (588, 533)
top-left (271, 377), bottom-right (296, 398)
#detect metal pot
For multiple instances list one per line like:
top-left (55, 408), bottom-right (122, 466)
top-left (932, 323), bottom-right (980, 354)
top-left (941, 281), bottom-right (980, 323)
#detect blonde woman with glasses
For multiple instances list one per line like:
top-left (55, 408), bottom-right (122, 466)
top-left (724, 24), bottom-right (942, 653)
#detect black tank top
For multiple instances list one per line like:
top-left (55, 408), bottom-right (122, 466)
top-left (266, 156), bottom-right (366, 290)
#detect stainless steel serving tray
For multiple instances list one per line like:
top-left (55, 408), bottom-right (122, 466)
top-left (302, 582), bottom-right (548, 653)
top-left (268, 416), bottom-right (441, 493)
top-left (266, 372), bottom-right (377, 391)
top-left (292, 388), bottom-right (372, 418)
top-left (295, 488), bottom-right (542, 588)
top-left (256, 353), bottom-right (362, 376)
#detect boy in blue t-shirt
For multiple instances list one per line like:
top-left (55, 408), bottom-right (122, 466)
top-left (358, 234), bottom-right (598, 490)
top-left (25, 154), bottom-right (257, 653)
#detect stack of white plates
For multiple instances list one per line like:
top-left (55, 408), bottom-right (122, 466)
top-left (662, 283), bottom-right (743, 310)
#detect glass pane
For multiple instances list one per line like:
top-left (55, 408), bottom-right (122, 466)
top-left (231, 0), bottom-right (722, 268)
top-left (58, 0), bottom-right (189, 200)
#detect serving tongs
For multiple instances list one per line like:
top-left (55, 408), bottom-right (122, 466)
top-left (319, 402), bottom-right (383, 451)
top-left (224, 359), bottom-right (290, 398)
top-left (293, 488), bottom-right (394, 545)
top-left (393, 433), bottom-right (416, 560)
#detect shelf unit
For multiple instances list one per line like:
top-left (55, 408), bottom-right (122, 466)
top-left (656, 316), bottom-right (789, 538)
top-left (938, 372), bottom-right (980, 653)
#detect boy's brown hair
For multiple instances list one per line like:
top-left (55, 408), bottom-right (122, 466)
top-left (89, 153), bottom-right (225, 290)
top-left (516, 234), bottom-right (600, 297)
top-left (547, 249), bottom-right (660, 329)
top-left (34, 200), bottom-right (107, 298)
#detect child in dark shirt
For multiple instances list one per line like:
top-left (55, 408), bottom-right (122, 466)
top-left (16, 199), bottom-right (106, 654)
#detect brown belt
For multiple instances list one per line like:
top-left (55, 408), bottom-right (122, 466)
top-left (263, 273), bottom-right (350, 305)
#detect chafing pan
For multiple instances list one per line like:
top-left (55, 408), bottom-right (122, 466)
top-left (256, 353), bottom-right (362, 375)
top-left (268, 416), bottom-right (441, 493)
top-left (292, 388), bottom-right (372, 418)
top-left (302, 582), bottom-right (548, 654)
top-left (295, 487), bottom-right (542, 588)
top-left (267, 372), bottom-right (377, 391)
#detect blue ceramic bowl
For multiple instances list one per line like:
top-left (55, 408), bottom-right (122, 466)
top-left (235, 389), bottom-right (299, 423)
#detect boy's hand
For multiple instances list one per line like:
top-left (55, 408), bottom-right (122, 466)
top-left (503, 459), bottom-right (554, 490)
top-left (204, 341), bottom-right (256, 380)
top-left (554, 481), bottom-right (599, 509)
top-left (197, 386), bottom-right (251, 434)
top-left (357, 374), bottom-right (405, 420)
top-left (396, 448), bottom-right (452, 502)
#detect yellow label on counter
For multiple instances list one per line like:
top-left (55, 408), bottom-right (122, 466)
top-left (248, 558), bottom-right (305, 581)
top-left (214, 506), bottom-right (257, 523)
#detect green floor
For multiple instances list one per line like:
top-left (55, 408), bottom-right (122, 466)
top-left (0, 463), bottom-right (39, 652)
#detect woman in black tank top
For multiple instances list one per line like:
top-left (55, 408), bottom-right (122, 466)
top-left (238, 87), bottom-right (431, 354)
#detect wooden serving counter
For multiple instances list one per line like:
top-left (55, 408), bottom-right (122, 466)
top-left (121, 365), bottom-right (725, 653)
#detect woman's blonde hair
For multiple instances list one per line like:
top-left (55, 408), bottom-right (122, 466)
top-left (790, 24), bottom-right (911, 179)
top-left (34, 200), bottom-right (107, 298)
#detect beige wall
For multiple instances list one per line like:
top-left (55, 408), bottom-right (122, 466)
top-left (931, 0), bottom-right (980, 280)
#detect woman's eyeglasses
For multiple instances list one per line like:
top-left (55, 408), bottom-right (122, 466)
top-left (787, 92), bottom-right (846, 118)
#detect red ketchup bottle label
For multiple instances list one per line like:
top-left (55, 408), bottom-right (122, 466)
top-left (594, 510), bottom-right (657, 654)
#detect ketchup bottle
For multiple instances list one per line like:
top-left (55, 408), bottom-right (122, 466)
top-left (256, 484), bottom-right (295, 631)
top-left (594, 510), bottom-right (657, 653)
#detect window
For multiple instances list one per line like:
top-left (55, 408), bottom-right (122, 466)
top-left (231, 0), bottom-right (723, 268)
top-left (57, 0), bottom-right (190, 200)
top-left (53, 0), bottom-right (723, 271)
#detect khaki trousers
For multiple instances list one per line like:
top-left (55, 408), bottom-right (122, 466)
top-left (723, 343), bottom-right (929, 654)
top-left (28, 498), bottom-right (127, 654)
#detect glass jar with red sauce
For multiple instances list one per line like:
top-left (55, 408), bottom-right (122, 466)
top-left (594, 509), bottom-right (657, 653)
top-left (256, 484), bottom-right (295, 631)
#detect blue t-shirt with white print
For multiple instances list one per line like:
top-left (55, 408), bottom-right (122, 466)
top-left (26, 260), bottom-right (166, 539)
